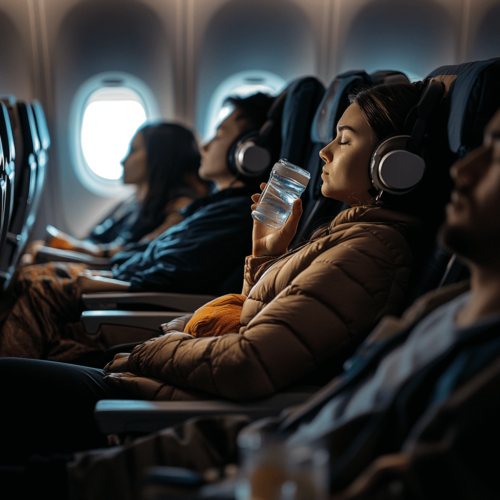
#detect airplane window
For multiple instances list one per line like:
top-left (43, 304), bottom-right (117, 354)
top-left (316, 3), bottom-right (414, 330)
top-left (204, 70), bottom-right (286, 140)
top-left (81, 87), bottom-right (147, 180)
top-left (71, 72), bottom-right (160, 196)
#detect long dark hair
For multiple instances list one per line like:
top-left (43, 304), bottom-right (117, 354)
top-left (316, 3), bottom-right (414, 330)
top-left (129, 122), bottom-right (202, 238)
top-left (351, 82), bottom-right (423, 140)
top-left (348, 81), bottom-right (454, 259)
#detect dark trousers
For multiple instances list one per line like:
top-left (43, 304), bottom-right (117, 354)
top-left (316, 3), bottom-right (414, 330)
top-left (0, 358), bottom-right (129, 466)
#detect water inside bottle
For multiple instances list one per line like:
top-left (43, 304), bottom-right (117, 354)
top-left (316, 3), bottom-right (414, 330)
top-left (252, 172), bottom-right (306, 230)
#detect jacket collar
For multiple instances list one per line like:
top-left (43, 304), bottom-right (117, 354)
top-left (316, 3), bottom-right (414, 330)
top-left (330, 205), bottom-right (422, 232)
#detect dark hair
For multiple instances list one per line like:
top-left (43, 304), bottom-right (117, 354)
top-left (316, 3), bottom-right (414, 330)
top-left (350, 82), bottom-right (423, 141)
top-left (224, 92), bottom-right (281, 186)
top-left (225, 92), bottom-right (275, 131)
top-left (129, 122), bottom-right (202, 238)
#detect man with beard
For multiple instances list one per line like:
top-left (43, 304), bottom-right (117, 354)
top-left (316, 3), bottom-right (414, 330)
top-left (3, 110), bottom-right (500, 500)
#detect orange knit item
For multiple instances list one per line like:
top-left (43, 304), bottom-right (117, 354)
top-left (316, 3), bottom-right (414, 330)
top-left (185, 294), bottom-right (246, 338)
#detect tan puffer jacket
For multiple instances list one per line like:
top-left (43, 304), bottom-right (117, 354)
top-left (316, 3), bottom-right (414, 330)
top-left (105, 206), bottom-right (422, 401)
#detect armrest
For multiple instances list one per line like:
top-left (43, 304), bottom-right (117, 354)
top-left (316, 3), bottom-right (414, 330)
top-left (94, 387), bottom-right (318, 434)
top-left (36, 246), bottom-right (111, 269)
top-left (81, 310), bottom-right (186, 334)
top-left (81, 292), bottom-right (216, 311)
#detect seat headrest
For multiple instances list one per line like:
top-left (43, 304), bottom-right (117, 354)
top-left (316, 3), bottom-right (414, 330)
top-left (370, 70), bottom-right (410, 85)
top-left (31, 101), bottom-right (50, 151)
top-left (280, 76), bottom-right (325, 166)
top-left (311, 70), bottom-right (370, 145)
top-left (17, 102), bottom-right (41, 156)
top-left (427, 58), bottom-right (500, 157)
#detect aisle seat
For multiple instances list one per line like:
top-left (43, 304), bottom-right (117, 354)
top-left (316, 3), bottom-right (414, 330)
top-left (0, 98), bottom-right (41, 290)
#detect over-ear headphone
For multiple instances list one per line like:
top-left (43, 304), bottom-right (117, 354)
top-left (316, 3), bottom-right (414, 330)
top-left (227, 90), bottom-right (286, 180)
top-left (369, 79), bottom-right (445, 197)
top-left (227, 129), bottom-right (271, 178)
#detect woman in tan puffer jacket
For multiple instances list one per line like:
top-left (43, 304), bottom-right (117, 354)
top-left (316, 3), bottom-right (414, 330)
top-left (0, 83), bottom-right (436, 464)
top-left (102, 82), bottom-right (428, 401)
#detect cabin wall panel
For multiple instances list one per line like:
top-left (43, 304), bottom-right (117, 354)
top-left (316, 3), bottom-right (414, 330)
top-left (330, 0), bottom-right (464, 81)
top-left (0, 0), bottom-right (498, 240)
top-left (467, 0), bottom-right (500, 62)
top-left (190, 0), bottom-right (326, 133)
top-left (0, 1), bottom-right (38, 102)
top-left (35, 0), bottom-right (179, 237)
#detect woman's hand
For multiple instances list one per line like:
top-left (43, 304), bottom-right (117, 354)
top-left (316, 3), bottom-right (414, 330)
top-left (251, 183), bottom-right (303, 257)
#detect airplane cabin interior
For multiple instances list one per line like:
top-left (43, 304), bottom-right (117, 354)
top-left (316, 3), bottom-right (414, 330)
top-left (0, 1), bottom-right (500, 499)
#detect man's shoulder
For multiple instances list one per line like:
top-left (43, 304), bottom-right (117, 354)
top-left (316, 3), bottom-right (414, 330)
top-left (365, 282), bottom-right (471, 345)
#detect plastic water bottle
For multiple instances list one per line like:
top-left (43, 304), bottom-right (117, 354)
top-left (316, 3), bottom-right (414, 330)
top-left (252, 159), bottom-right (310, 230)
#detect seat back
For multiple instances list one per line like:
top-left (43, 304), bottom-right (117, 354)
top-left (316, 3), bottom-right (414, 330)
top-left (403, 57), bottom-right (500, 304)
top-left (216, 76), bottom-right (325, 295)
top-left (294, 70), bottom-right (410, 242)
top-left (27, 101), bottom-right (49, 230)
top-left (0, 103), bottom-right (15, 261)
top-left (0, 99), bottom-right (40, 289)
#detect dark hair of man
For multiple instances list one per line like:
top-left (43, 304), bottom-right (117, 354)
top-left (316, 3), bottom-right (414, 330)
top-left (225, 92), bottom-right (274, 132)
top-left (224, 92), bottom-right (280, 187)
top-left (129, 122), bottom-right (202, 239)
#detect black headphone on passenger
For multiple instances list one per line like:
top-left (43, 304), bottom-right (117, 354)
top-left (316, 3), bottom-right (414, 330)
top-left (369, 79), bottom-right (445, 199)
top-left (227, 90), bottom-right (286, 181)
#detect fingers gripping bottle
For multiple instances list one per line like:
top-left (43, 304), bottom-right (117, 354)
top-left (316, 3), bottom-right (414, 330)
top-left (252, 159), bottom-right (310, 230)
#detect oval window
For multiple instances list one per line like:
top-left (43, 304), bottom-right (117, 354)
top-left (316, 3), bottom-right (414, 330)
top-left (71, 72), bottom-right (160, 195)
top-left (204, 70), bottom-right (286, 140)
top-left (81, 87), bottom-right (147, 180)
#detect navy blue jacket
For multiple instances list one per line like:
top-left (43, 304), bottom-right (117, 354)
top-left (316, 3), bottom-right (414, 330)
top-left (110, 186), bottom-right (255, 294)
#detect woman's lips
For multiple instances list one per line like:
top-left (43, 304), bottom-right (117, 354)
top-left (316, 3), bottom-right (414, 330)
top-left (322, 168), bottom-right (329, 176)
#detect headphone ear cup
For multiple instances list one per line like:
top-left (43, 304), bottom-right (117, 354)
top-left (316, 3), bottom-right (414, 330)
top-left (228, 130), bottom-right (271, 178)
top-left (370, 135), bottom-right (426, 195)
top-left (227, 132), bottom-right (245, 177)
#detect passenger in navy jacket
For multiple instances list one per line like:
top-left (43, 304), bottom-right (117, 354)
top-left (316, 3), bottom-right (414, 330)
top-left (0, 93), bottom-right (279, 363)
top-left (110, 184), bottom-right (257, 293)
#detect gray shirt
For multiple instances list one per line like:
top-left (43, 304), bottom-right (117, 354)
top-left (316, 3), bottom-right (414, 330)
top-left (291, 292), bottom-right (500, 445)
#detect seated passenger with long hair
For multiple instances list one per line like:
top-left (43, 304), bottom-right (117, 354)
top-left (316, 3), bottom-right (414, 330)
top-left (27, 122), bottom-right (205, 262)
top-left (0, 82), bottom-right (448, 465)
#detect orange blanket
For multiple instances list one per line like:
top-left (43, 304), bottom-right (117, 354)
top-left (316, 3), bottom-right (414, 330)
top-left (185, 294), bottom-right (246, 338)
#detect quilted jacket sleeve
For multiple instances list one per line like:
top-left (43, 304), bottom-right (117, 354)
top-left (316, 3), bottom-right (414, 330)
top-left (118, 225), bottom-right (413, 401)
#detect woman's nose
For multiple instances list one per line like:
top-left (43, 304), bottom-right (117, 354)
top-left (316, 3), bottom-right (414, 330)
top-left (319, 144), bottom-right (333, 164)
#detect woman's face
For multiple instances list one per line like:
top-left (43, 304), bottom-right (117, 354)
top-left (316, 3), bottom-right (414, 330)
top-left (319, 103), bottom-right (379, 206)
top-left (122, 131), bottom-right (148, 185)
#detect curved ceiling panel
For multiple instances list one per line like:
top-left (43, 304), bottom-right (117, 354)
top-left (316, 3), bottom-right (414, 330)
top-left (195, 0), bottom-right (316, 131)
top-left (338, 0), bottom-right (456, 80)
